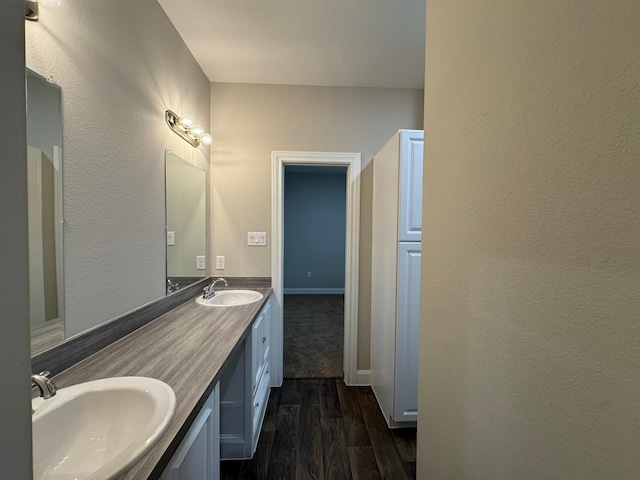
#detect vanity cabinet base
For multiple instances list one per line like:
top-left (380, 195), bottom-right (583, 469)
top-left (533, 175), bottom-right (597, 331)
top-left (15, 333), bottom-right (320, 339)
top-left (220, 296), bottom-right (273, 460)
top-left (161, 383), bottom-right (220, 480)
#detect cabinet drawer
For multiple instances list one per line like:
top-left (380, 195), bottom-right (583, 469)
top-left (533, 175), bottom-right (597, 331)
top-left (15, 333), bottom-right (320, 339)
top-left (251, 304), bottom-right (271, 392)
top-left (251, 362), bottom-right (270, 452)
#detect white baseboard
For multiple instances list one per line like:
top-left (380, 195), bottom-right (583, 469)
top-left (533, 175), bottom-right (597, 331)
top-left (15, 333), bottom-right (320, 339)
top-left (283, 288), bottom-right (345, 294)
top-left (349, 369), bottom-right (370, 386)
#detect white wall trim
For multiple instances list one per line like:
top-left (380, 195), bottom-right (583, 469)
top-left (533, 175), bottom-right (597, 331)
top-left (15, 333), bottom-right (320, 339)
top-left (283, 288), bottom-right (345, 295)
top-left (272, 151), bottom-right (361, 386)
top-left (355, 369), bottom-right (371, 386)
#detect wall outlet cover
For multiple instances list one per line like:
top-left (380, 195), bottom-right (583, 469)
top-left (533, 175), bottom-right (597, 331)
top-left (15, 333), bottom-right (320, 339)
top-left (167, 231), bottom-right (175, 246)
top-left (196, 255), bottom-right (206, 270)
top-left (216, 255), bottom-right (225, 270)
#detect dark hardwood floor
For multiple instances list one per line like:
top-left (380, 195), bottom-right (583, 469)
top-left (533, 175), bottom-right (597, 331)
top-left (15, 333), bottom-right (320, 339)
top-left (221, 378), bottom-right (416, 480)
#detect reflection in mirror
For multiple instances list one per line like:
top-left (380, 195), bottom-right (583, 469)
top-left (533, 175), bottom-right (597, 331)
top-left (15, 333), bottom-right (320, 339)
top-left (27, 68), bottom-right (65, 355)
top-left (165, 150), bottom-right (207, 294)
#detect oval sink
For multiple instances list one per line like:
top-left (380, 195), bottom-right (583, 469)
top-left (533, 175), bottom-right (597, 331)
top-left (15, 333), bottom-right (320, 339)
top-left (32, 376), bottom-right (175, 480)
top-left (196, 289), bottom-right (263, 307)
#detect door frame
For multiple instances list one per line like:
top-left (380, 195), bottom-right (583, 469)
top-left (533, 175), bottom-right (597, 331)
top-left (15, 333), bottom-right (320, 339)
top-left (271, 151), bottom-right (361, 386)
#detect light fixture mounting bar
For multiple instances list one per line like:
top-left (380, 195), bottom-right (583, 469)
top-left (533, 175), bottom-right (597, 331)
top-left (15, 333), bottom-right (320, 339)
top-left (165, 110), bottom-right (199, 147)
top-left (25, 0), bottom-right (39, 21)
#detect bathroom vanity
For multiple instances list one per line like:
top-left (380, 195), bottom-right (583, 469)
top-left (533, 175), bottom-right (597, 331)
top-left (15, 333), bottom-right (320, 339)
top-left (43, 285), bottom-right (276, 480)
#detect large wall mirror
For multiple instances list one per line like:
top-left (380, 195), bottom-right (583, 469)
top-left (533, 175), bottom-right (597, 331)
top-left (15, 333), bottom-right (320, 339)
top-left (165, 150), bottom-right (207, 294)
top-left (26, 68), bottom-right (65, 355)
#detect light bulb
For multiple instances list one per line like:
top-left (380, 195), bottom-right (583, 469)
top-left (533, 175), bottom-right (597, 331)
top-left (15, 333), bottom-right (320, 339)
top-left (180, 115), bottom-right (195, 129)
top-left (201, 133), bottom-right (213, 145)
top-left (190, 125), bottom-right (205, 139)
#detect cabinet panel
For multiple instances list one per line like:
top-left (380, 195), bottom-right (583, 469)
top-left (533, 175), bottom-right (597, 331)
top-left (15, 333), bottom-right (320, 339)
top-left (394, 243), bottom-right (421, 422)
top-left (161, 383), bottom-right (219, 480)
top-left (398, 131), bottom-right (424, 242)
top-left (250, 302), bottom-right (271, 454)
top-left (221, 297), bottom-right (272, 461)
top-left (220, 344), bottom-right (250, 460)
top-left (251, 361), bottom-right (270, 453)
top-left (252, 301), bottom-right (271, 392)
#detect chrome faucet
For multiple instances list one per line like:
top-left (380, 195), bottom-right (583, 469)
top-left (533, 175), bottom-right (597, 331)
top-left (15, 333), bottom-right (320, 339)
top-left (203, 277), bottom-right (228, 300)
top-left (31, 371), bottom-right (57, 399)
top-left (167, 278), bottom-right (181, 294)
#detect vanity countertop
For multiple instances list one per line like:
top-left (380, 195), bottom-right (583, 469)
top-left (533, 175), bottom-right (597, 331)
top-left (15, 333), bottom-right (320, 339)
top-left (49, 286), bottom-right (272, 480)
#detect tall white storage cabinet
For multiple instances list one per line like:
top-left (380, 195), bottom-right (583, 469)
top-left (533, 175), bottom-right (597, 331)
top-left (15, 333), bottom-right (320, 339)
top-left (371, 129), bottom-right (423, 428)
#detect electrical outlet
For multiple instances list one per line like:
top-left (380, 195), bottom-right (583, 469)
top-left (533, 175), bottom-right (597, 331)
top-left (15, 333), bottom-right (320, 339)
top-left (307, 271), bottom-right (312, 278)
top-left (167, 231), bottom-right (175, 246)
top-left (196, 256), bottom-right (206, 270)
top-left (216, 256), bottom-right (225, 270)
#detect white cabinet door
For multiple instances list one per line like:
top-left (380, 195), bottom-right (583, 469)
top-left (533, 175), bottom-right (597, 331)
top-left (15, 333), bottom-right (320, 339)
top-left (398, 131), bottom-right (424, 242)
top-left (161, 383), bottom-right (220, 480)
top-left (251, 301), bottom-right (271, 394)
top-left (250, 300), bottom-right (271, 454)
top-left (394, 243), bottom-right (421, 422)
top-left (251, 361), bottom-right (270, 453)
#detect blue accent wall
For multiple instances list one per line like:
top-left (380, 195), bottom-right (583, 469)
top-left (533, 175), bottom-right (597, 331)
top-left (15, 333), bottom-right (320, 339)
top-left (284, 166), bottom-right (347, 290)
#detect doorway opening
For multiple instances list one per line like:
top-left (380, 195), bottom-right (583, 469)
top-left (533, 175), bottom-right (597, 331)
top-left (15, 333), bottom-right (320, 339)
top-left (271, 151), bottom-right (361, 386)
top-left (283, 165), bottom-right (347, 378)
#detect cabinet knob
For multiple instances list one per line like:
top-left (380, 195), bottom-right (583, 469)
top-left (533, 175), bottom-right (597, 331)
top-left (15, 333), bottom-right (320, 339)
top-left (262, 337), bottom-right (266, 343)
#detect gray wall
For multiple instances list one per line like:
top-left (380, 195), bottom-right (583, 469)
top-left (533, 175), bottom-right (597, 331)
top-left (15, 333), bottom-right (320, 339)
top-left (419, 0), bottom-right (640, 478)
top-left (0, 1), bottom-right (31, 478)
top-left (210, 82), bottom-right (423, 369)
top-left (284, 169), bottom-right (347, 291)
top-left (25, 0), bottom-right (210, 338)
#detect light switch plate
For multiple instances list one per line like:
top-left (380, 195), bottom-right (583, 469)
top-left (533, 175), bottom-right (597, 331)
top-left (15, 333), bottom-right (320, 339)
top-left (196, 256), bottom-right (206, 270)
top-left (248, 232), bottom-right (267, 246)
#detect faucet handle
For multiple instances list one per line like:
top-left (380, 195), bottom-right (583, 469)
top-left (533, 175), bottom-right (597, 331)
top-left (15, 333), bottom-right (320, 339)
top-left (38, 370), bottom-right (51, 378)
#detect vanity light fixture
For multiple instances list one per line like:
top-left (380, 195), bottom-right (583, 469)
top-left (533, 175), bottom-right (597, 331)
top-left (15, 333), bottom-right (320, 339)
top-left (165, 110), bottom-right (213, 147)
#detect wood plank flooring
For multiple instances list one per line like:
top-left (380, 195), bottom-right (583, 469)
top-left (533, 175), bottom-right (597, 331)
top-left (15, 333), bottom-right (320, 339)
top-left (221, 379), bottom-right (416, 480)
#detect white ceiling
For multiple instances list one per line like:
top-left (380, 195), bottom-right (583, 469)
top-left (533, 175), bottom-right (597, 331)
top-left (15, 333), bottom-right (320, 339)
top-left (157, 0), bottom-right (426, 89)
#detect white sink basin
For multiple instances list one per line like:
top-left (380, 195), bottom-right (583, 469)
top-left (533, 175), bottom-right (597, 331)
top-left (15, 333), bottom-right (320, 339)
top-left (196, 289), bottom-right (263, 307)
top-left (32, 376), bottom-right (175, 480)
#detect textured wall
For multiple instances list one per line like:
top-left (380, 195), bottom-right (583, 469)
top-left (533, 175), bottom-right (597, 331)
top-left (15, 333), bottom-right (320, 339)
top-left (210, 82), bottom-right (423, 369)
top-left (284, 170), bottom-right (347, 290)
top-left (0, 1), bottom-right (31, 477)
top-left (25, 0), bottom-right (210, 338)
top-left (419, 1), bottom-right (640, 478)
